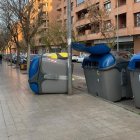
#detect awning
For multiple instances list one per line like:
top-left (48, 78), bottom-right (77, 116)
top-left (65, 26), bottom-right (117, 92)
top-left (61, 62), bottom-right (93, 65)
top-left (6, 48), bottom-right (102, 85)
top-left (94, 36), bottom-right (134, 44)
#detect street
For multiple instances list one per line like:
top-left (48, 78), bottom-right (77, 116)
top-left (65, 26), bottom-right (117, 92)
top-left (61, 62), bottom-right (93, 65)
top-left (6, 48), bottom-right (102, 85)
top-left (72, 62), bottom-right (87, 92)
top-left (73, 62), bottom-right (85, 79)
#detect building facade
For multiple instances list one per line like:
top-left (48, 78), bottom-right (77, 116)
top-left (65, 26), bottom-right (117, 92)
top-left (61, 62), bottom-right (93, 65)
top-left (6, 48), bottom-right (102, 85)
top-left (33, 0), bottom-right (60, 54)
top-left (56, 0), bottom-right (140, 53)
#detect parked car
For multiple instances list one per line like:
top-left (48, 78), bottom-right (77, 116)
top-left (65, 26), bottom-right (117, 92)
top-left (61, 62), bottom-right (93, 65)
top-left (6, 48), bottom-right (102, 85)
top-left (72, 55), bottom-right (78, 62)
top-left (77, 54), bottom-right (89, 63)
top-left (12, 54), bottom-right (17, 63)
top-left (20, 55), bottom-right (27, 64)
top-left (13, 54), bottom-right (26, 64)
top-left (5, 54), bottom-right (12, 61)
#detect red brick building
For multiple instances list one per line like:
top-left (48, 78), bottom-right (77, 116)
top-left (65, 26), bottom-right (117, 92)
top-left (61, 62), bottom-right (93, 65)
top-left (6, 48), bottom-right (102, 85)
top-left (56, 0), bottom-right (140, 53)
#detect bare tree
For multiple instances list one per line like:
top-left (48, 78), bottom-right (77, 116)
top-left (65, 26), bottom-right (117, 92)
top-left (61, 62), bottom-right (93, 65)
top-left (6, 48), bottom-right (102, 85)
top-left (42, 22), bottom-right (79, 52)
top-left (0, 0), bottom-right (24, 67)
top-left (9, 23), bottom-right (22, 67)
top-left (6, 41), bottom-right (13, 66)
top-left (86, 0), bottom-right (116, 48)
top-left (43, 22), bottom-right (67, 50)
top-left (0, 27), bottom-right (13, 65)
top-left (0, 0), bottom-right (43, 71)
top-left (0, 29), bottom-right (9, 52)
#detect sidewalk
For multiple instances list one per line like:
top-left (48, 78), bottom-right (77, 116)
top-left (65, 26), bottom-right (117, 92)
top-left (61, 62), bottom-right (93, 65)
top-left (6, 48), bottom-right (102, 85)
top-left (0, 61), bottom-right (140, 140)
top-left (73, 73), bottom-right (140, 115)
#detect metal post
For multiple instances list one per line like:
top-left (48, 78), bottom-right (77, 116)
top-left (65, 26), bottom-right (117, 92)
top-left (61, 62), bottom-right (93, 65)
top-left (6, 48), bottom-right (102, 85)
top-left (67, 0), bottom-right (72, 95)
top-left (116, 0), bottom-right (119, 52)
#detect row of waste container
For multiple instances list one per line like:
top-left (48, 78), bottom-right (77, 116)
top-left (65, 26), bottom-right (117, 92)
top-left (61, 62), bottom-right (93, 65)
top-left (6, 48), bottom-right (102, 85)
top-left (28, 43), bottom-right (140, 108)
top-left (80, 44), bottom-right (140, 108)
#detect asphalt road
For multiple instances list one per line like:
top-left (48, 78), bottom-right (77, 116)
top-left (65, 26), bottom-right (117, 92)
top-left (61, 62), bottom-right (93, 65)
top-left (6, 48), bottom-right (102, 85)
top-left (73, 62), bottom-right (85, 79)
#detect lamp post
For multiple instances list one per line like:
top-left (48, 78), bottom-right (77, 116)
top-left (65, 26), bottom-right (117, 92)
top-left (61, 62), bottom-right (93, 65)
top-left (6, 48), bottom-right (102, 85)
top-left (116, 0), bottom-right (119, 52)
top-left (67, 0), bottom-right (72, 95)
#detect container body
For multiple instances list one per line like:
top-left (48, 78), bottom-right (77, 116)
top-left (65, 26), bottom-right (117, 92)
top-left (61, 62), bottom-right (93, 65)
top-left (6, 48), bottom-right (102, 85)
top-left (130, 71), bottom-right (140, 108)
top-left (83, 55), bottom-right (132, 102)
top-left (128, 54), bottom-right (140, 108)
top-left (29, 56), bottom-right (68, 94)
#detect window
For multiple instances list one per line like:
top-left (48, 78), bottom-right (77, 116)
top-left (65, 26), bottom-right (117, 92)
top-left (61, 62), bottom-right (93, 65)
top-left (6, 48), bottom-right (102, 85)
top-left (76, 9), bottom-right (88, 20)
top-left (39, 38), bottom-right (42, 43)
top-left (77, 0), bottom-right (84, 5)
top-left (117, 0), bottom-right (126, 7)
top-left (71, 2), bottom-right (73, 11)
top-left (116, 13), bottom-right (127, 29)
top-left (104, 1), bottom-right (111, 11)
top-left (71, 16), bottom-right (74, 24)
top-left (135, 0), bottom-right (140, 2)
top-left (134, 12), bottom-right (140, 27)
top-left (64, 6), bottom-right (66, 14)
top-left (104, 20), bottom-right (112, 31)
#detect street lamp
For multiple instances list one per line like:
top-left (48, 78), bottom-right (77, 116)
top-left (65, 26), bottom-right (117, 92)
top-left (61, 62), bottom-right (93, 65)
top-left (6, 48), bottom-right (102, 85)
top-left (67, 0), bottom-right (72, 95)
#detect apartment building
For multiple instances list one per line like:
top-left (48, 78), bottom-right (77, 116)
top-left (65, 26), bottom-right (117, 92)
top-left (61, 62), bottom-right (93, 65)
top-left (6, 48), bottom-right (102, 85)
top-left (33, 0), bottom-right (60, 53)
top-left (32, 0), bottom-right (49, 53)
top-left (56, 0), bottom-right (140, 53)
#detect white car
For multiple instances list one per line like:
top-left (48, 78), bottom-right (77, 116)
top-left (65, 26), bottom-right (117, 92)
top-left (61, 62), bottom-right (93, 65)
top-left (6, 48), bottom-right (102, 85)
top-left (77, 54), bottom-right (89, 63)
top-left (72, 55), bottom-right (78, 62)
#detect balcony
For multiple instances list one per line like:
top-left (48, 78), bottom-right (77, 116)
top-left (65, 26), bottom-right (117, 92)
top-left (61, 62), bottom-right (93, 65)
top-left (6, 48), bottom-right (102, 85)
top-left (77, 32), bottom-right (101, 41)
top-left (75, 18), bottom-right (90, 28)
top-left (75, 9), bottom-right (89, 26)
top-left (75, 2), bottom-right (86, 13)
top-left (77, 24), bottom-right (92, 37)
top-left (57, 3), bottom-right (62, 11)
top-left (117, 0), bottom-right (126, 7)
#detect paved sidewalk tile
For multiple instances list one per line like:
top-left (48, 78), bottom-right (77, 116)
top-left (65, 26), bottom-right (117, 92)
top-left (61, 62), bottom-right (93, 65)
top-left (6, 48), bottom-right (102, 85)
top-left (0, 62), bottom-right (140, 140)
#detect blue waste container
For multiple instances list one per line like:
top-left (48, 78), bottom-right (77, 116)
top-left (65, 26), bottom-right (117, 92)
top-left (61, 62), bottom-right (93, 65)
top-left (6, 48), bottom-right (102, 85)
top-left (82, 53), bottom-right (132, 102)
top-left (28, 56), bottom-right (68, 94)
top-left (128, 54), bottom-right (140, 108)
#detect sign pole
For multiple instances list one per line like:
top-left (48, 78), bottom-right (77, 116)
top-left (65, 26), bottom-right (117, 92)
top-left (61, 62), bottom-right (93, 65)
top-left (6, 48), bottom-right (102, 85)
top-left (67, 0), bottom-right (72, 95)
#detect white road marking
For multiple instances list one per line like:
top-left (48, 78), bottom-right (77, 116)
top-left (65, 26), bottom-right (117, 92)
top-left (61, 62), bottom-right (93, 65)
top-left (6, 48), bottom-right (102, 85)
top-left (73, 75), bottom-right (85, 80)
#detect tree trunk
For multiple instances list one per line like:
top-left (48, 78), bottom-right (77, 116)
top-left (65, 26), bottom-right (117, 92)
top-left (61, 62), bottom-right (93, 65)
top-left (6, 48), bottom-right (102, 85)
top-left (9, 46), bottom-right (12, 66)
top-left (16, 47), bottom-right (20, 68)
top-left (27, 44), bottom-right (31, 73)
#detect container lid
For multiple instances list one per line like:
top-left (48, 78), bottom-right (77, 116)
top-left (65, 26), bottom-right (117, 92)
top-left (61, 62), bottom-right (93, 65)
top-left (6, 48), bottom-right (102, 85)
top-left (82, 53), bottom-right (115, 69)
top-left (128, 54), bottom-right (140, 70)
top-left (29, 56), bottom-right (40, 79)
top-left (86, 44), bottom-right (111, 55)
top-left (71, 42), bottom-right (111, 55)
top-left (71, 42), bottom-right (87, 52)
